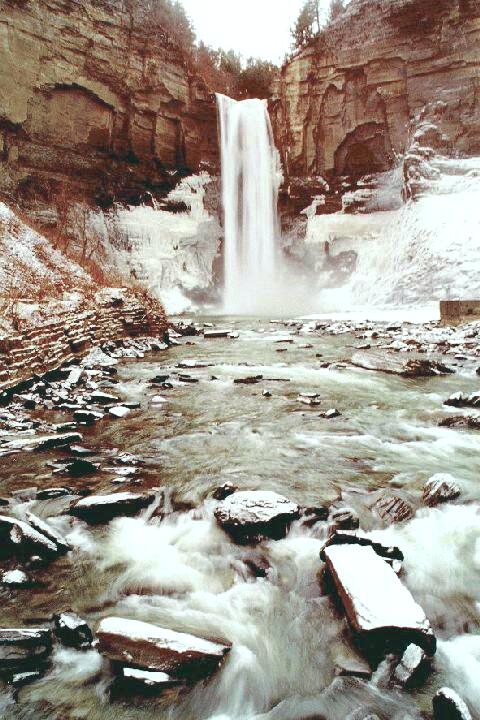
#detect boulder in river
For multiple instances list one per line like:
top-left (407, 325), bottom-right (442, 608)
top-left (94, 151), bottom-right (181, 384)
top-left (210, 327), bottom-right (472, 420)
top-left (323, 544), bottom-right (436, 659)
top-left (0, 515), bottom-right (59, 559)
top-left (96, 617), bottom-right (231, 682)
top-left (234, 375), bottom-right (263, 385)
top-left (53, 612), bottom-right (93, 649)
top-left (63, 459), bottom-right (99, 477)
top-left (214, 490), bottom-right (300, 544)
top-left (25, 512), bottom-right (71, 554)
top-left (433, 687), bottom-right (472, 720)
top-left (351, 352), bottom-right (454, 378)
top-left (444, 391), bottom-right (480, 408)
top-left (393, 643), bottom-right (430, 687)
top-left (73, 410), bottom-right (104, 425)
top-left (329, 507), bottom-right (360, 531)
top-left (34, 433), bottom-right (83, 452)
top-left (0, 628), bottom-right (52, 672)
top-left (423, 474), bottom-right (461, 507)
top-left (70, 493), bottom-right (154, 524)
top-left (373, 495), bottom-right (414, 524)
top-left (297, 392), bottom-right (321, 406)
top-left (1, 569), bottom-right (32, 587)
top-left (212, 482), bottom-right (238, 501)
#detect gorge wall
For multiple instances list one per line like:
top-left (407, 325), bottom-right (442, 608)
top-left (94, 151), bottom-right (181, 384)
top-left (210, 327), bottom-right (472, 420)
top-left (0, 0), bottom-right (218, 207)
top-left (272, 0), bottom-right (480, 180)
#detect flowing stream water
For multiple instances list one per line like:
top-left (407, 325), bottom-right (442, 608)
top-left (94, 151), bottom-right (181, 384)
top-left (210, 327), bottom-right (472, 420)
top-left (217, 96), bottom-right (282, 315)
top-left (0, 319), bottom-right (479, 719)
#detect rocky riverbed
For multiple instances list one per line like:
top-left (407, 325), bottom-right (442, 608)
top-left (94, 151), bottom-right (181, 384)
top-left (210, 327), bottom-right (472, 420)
top-left (0, 317), bottom-right (478, 720)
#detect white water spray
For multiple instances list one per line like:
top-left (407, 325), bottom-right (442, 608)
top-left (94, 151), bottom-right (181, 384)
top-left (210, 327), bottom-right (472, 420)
top-left (217, 94), bottom-right (282, 314)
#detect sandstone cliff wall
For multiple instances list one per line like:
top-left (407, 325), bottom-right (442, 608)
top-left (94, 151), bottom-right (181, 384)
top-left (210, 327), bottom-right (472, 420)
top-left (272, 0), bottom-right (480, 179)
top-left (0, 0), bottom-right (217, 206)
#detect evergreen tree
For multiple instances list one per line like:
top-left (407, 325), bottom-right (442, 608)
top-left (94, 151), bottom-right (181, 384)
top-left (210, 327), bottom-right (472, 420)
top-left (291, 0), bottom-right (321, 49)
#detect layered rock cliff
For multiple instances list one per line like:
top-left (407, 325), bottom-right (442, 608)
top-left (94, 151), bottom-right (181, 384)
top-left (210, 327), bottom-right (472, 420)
top-left (0, 0), bottom-right (217, 206)
top-left (272, 0), bottom-right (480, 179)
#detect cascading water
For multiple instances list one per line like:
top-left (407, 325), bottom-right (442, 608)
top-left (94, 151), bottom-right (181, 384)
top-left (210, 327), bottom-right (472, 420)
top-left (217, 94), bottom-right (282, 314)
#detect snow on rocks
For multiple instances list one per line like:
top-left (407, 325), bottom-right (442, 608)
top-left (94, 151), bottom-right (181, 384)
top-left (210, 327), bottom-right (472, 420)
top-left (69, 492), bottom-right (155, 524)
top-left (96, 617), bottom-right (231, 682)
top-left (24, 512), bottom-right (70, 554)
top-left (1, 569), bottom-right (32, 587)
top-left (0, 628), bottom-right (52, 670)
top-left (214, 490), bottom-right (300, 544)
top-left (33, 433), bottom-right (83, 452)
top-left (108, 406), bottom-right (131, 419)
top-left (433, 687), bottom-right (472, 720)
top-left (53, 612), bottom-right (93, 649)
top-left (444, 391), bottom-right (480, 408)
top-left (0, 515), bottom-right (60, 559)
top-left (351, 352), bottom-right (454, 378)
top-left (298, 392), bottom-right (322, 406)
top-left (423, 474), bottom-right (461, 507)
top-left (323, 544), bottom-right (436, 659)
top-left (320, 530), bottom-right (403, 566)
top-left (113, 667), bottom-right (184, 696)
top-left (393, 643), bottom-right (430, 687)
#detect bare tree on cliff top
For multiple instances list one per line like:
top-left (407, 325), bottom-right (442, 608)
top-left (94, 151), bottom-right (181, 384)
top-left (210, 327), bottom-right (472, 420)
top-left (328, 0), bottom-right (345, 23)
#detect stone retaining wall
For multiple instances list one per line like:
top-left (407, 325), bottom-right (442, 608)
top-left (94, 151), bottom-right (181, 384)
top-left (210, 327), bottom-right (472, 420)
top-left (0, 293), bottom-right (167, 394)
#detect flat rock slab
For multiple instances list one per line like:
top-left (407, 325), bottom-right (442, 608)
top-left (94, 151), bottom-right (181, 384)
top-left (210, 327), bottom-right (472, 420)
top-left (96, 617), bottom-right (230, 682)
top-left (25, 512), bottom-right (70, 554)
top-left (33, 433), bottom-right (83, 452)
top-left (351, 352), bottom-right (453, 378)
top-left (70, 493), bottom-right (154, 524)
top-left (203, 330), bottom-right (230, 339)
top-left (324, 544), bottom-right (436, 658)
top-left (0, 628), bottom-right (52, 668)
top-left (215, 490), bottom-right (300, 544)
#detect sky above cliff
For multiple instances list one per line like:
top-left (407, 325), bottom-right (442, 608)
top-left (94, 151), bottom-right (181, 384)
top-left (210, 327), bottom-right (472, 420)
top-left (179, 0), bottom-right (334, 64)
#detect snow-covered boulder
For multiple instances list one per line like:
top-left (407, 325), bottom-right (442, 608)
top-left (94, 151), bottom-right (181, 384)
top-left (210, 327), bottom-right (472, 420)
top-left (214, 490), bottom-right (300, 544)
top-left (0, 515), bottom-right (59, 559)
top-left (323, 544), bottom-right (436, 658)
top-left (433, 688), bottom-right (472, 720)
top-left (53, 612), bottom-right (93, 649)
top-left (96, 617), bottom-right (230, 682)
top-left (69, 493), bottom-right (154, 524)
top-left (423, 474), bottom-right (461, 507)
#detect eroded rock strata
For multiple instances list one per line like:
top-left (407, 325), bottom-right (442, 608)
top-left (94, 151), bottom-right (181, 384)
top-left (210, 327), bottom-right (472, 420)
top-left (272, 0), bottom-right (480, 179)
top-left (0, 0), bottom-right (217, 205)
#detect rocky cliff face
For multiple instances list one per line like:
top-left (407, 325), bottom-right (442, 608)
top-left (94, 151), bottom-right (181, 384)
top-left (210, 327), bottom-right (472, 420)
top-left (272, 0), bottom-right (480, 179)
top-left (0, 0), bottom-right (218, 206)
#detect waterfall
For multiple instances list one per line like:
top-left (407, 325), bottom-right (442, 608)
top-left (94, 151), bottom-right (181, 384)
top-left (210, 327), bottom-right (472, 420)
top-left (216, 94), bottom-right (282, 315)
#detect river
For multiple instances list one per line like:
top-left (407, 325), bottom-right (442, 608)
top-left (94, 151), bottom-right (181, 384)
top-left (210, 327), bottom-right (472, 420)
top-left (0, 317), bottom-right (479, 719)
